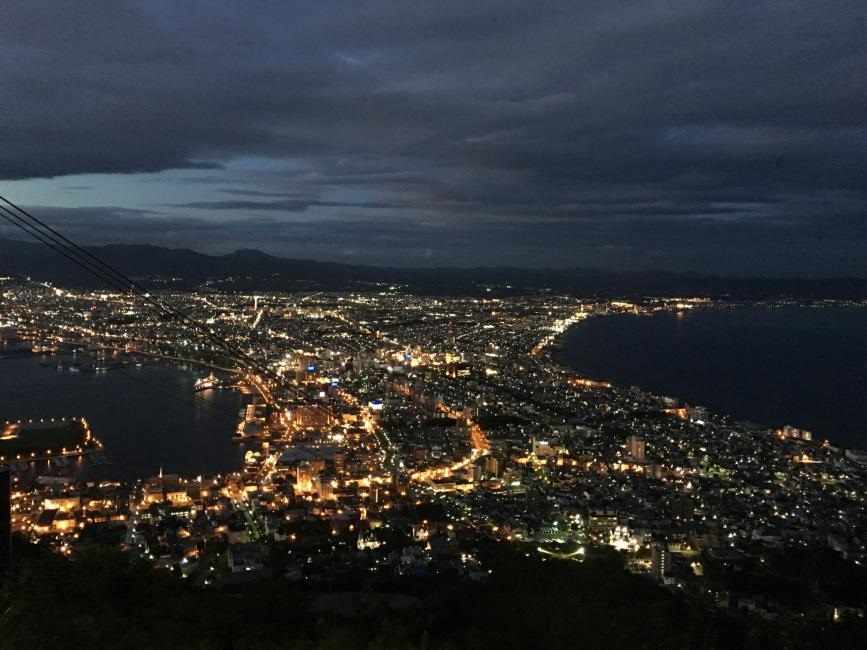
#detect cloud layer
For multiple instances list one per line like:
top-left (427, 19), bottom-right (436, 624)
top-left (1, 1), bottom-right (866, 274)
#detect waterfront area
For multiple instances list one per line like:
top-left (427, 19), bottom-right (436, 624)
top-left (553, 304), bottom-right (867, 448)
top-left (1, 278), bottom-right (866, 623)
top-left (0, 354), bottom-right (244, 480)
top-left (0, 417), bottom-right (101, 464)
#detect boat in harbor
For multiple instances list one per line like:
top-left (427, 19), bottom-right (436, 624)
top-left (194, 373), bottom-right (220, 392)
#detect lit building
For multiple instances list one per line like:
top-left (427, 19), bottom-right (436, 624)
top-left (296, 462), bottom-right (317, 494)
top-left (627, 435), bottom-right (646, 463)
top-left (651, 544), bottom-right (671, 580)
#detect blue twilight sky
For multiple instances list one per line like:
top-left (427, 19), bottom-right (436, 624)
top-left (1, 1), bottom-right (866, 275)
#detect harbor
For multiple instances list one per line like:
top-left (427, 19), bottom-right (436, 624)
top-left (0, 354), bottom-right (246, 481)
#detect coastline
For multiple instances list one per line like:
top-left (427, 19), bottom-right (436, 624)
top-left (544, 302), bottom-right (867, 452)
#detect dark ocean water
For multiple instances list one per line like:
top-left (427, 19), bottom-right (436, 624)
top-left (0, 356), bottom-right (245, 479)
top-left (552, 305), bottom-right (867, 448)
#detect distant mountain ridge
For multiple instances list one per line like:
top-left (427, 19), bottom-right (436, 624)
top-left (1, 237), bottom-right (866, 299)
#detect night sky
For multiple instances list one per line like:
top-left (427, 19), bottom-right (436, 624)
top-left (2, 1), bottom-right (866, 275)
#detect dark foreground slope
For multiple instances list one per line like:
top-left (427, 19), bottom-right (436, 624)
top-left (2, 538), bottom-right (863, 650)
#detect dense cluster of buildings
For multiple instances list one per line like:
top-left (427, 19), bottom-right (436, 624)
top-left (2, 276), bottom-right (866, 620)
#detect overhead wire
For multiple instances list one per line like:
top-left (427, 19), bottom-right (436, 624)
top-left (0, 195), bottom-right (340, 418)
top-left (0, 203), bottom-right (278, 395)
top-left (0, 194), bottom-right (284, 386)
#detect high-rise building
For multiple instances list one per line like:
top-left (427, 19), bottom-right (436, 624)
top-left (312, 474), bottom-right (335, 500)
top-left (483, 455), bottom-right (501, 477)
top-left (652, 544), bottom-right (671, 580)
top-left (627, 435), bottom-right (646, 463)
top-left (296, 462), bottom-right (316, 494)
top-left (332, 451), bottom-right (346, 475)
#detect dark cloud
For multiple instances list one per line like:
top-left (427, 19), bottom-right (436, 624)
top-left (171, 199), bottom-right (411, 212)
top-left (1, 1), bottom-right (866, 273)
